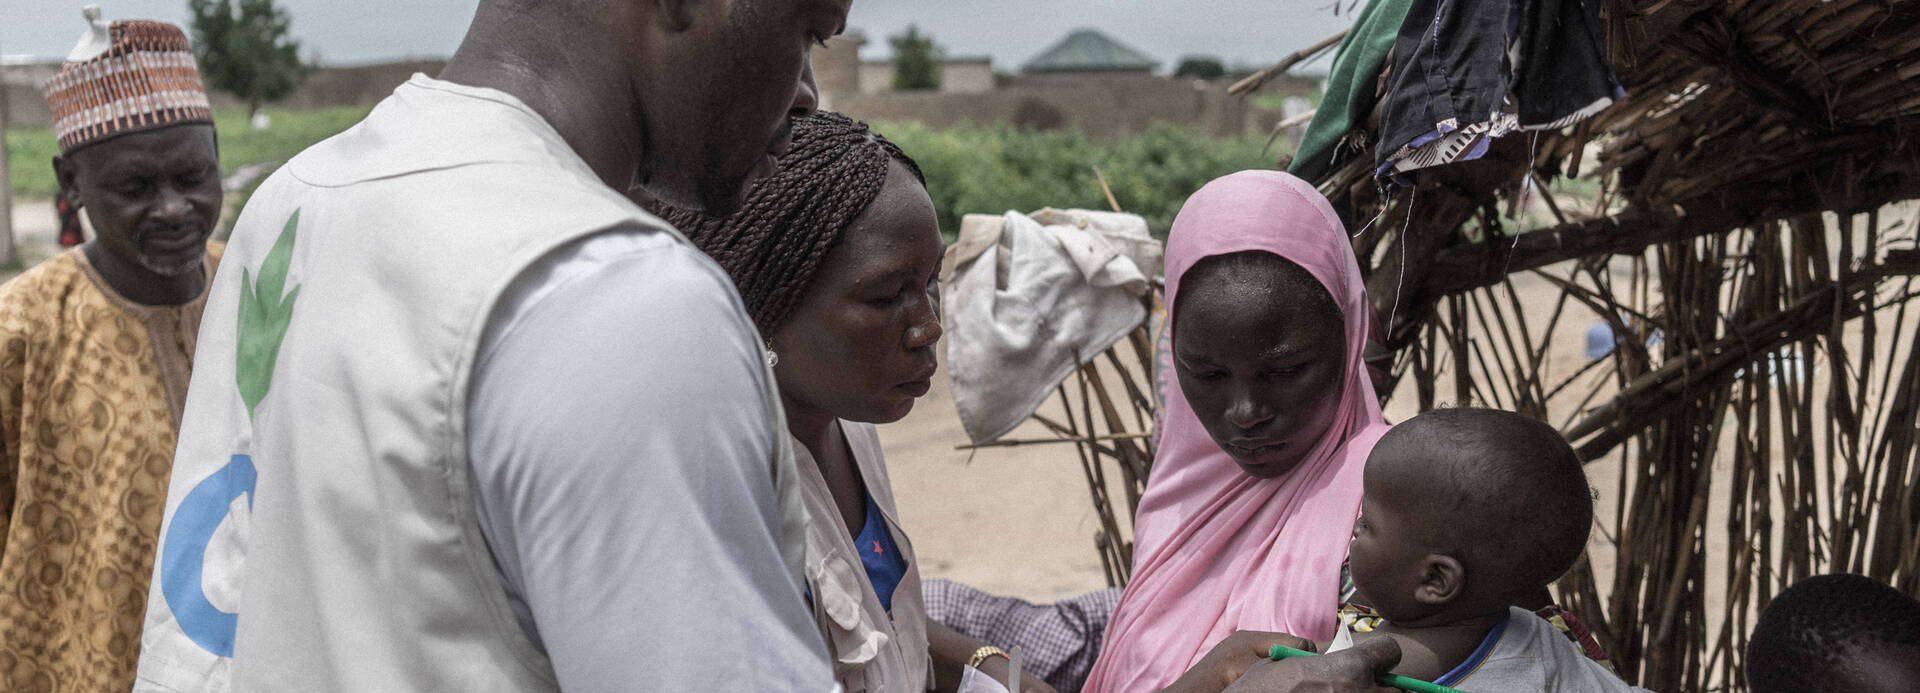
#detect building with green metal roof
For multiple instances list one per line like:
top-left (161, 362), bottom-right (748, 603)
top-left (1020, 28), bottom-right (1159, 75)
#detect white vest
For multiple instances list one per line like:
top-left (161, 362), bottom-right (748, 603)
top-left (135, 76), bottom-right (807, 692)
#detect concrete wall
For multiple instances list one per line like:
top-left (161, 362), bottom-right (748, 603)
top-left (859, 58), bottom-right (995, 95)
top-left (2, 59), bottom-right (441, 126)
top-left (813, 35), bottom-right (864, 111)
top-left (248, 59), bottom-right (442, 111)
top-left (835, 76), bottom-right (1301, 139)
top-left (2, 63), bottom-right (61, 127)
top-left (858, 61), bottom-right (895, 95)
top-left (940, 60), bottom-right (995, 94)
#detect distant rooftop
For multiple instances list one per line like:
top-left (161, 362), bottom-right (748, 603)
top-left (1021, 28), bottom-right (1159, 74)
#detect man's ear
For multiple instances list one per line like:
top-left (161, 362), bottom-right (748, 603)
top-left (1413, 554), bottom-right (1465, 606)
top-left (52, 154), bottom-right (82, 207)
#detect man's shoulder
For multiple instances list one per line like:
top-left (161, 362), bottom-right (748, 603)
top-left (506, 229), bottom-right (748, 339)
top-left (0, 251), bottom-right (89, 312)
top-left (282, 75), bottom-right (599, 192)
top-left (0, 251), bottom-right (95, 349)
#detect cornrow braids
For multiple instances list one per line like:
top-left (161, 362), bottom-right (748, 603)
top-left (651, 111), bottom-right (925, 336)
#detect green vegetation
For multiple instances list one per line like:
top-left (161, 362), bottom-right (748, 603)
top-left (6, 105), bottom-right (371, 199)
top-left (889, 25), bottom-right (941, 91)
top-left (5, 124), bottom-right (61, 199)
top-left (878, 120), bottom-right (1284, 239)
top-left (190, 0), bottom-right (310, 119)
top-left (1174, 56), bottom-right (1227, 80)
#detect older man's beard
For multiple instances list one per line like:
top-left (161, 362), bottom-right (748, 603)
top-left (135, 222), bottom-right (210, 277)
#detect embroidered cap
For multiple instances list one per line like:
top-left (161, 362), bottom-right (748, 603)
top-left (38, 5), bottom-right (213, 154)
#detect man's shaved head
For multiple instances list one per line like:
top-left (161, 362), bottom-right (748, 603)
top-left (443, 0), bottom-right (844, 211)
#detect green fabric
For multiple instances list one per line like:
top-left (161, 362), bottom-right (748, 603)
top-left (1288, 0), bottom-right (1417, 184)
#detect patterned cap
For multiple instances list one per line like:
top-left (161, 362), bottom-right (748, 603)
top-left (39, 6), bottom-right (213, 154)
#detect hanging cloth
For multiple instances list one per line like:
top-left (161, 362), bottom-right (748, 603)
top-left (1288, 0), bottom-right (1418, 185)
top-left (1375, 0), bottom-right (1623, 180)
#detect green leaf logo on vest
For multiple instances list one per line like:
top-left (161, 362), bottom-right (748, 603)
top-left (238, 209), bottom-right (303, 419)
top-left (160, 209), bottom-right (303, 658)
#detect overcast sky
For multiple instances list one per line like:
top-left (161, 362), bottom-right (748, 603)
top-left (5, 1), bottom-right (1355, 72)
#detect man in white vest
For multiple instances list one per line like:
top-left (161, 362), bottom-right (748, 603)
top-left (134, 1), bottom-right (845, 690)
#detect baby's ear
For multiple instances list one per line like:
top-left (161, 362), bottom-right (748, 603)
top-left (1413, 554), bottom-right (1465, 606)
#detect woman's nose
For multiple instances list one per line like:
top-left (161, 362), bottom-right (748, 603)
top-left (1224, 387), bottom-right (1275, 431)
top-left (905, 294), bottom-right (942, 349)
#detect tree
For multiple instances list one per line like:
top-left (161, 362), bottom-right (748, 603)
top-left (890, 25), bottom-right (940, 92)
top-left (1174, 55), bottom-right (1226, 80)
top-left (189, 0), bottom-right (308, 123)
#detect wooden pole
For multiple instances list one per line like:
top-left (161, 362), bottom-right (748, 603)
top-left (0, 51), bottom-right (18, 267)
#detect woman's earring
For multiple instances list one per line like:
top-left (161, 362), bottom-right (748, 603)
top-left (764, 339), bottom-right (779, 368)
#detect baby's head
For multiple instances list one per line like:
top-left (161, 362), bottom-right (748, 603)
top-left (1348, 407), bottom-right (1591, 625)
top-left (1746, 574), bottom-right (1920, 693)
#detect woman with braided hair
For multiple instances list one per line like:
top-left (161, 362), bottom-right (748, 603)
top-left (646, 111), bottom-right (1055, 693)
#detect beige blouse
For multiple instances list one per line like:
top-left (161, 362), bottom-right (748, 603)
top-left (794, 420), bottom-right (933, 692)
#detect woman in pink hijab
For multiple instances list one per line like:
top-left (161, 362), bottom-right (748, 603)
top-left (1083, 170), bottom-right (1391, 693)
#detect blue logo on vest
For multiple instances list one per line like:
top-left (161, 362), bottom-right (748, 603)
top-left (159, 454), bottom-right (257, 657)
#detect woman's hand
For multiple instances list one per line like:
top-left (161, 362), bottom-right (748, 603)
top-left (1159, 630), bottom-right (1320, 693)
top-left (972, 653), bottom-right (1060, 693)
top-left (927, 619), bottom-right (1058, 693)
top-left (1222, 636), bottom-right (1401, 692)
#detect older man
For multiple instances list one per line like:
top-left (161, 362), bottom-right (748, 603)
top-left (136, 1), bottom-right (840, 691)
top-left (0, 11), bottom-right (223, 693)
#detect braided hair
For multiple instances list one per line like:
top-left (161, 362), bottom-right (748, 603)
top-left (650, 111), bottom-right (926, 337)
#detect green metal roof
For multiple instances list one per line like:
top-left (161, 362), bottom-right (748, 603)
top-left (1021, 29), bottom-right (1159, 73)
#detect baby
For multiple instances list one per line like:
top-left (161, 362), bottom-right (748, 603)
top-left (1746, 573), bottom-right (1920, 693)
top-left (1331, 407), bottom-right (1647, 691)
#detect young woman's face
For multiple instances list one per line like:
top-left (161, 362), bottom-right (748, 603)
top-left (1172, 252), bottom-right (1347, 478)
top-left (771, 160), bottom-right (943, 424)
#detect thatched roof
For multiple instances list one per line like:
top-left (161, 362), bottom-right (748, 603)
top-left (1570, 0), bottom-right (1920, 214)
top-left (1296, 0), bottom-right (1920, 318)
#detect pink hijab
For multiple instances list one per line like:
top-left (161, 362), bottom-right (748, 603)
top-left (1084, 170), bottom-right (1390, 693)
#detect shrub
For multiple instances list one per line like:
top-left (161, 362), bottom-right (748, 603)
top-left (877, 120), bottom-right (1283, 239)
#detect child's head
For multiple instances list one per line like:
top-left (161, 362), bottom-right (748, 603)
top-left (1746, 574), bottom-right (1920, 693)
top-left (1348, 407), bottom-right (1592, 624)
